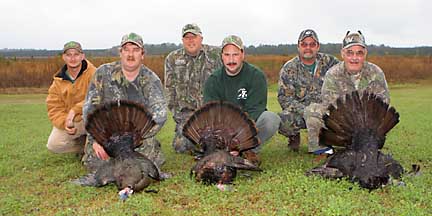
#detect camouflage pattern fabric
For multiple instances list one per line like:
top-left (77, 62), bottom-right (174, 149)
top-left (221, 35), bottom-right (244, 50)
top-left (277, 53), bottom-right (339, 136)
top-left (304, 103), bottom-right (327, 152)
top-left (164, 44), bottom-right (222, 153)
top-left (305, 61), bottom-right (390, 152)
top-left (182, 23), bottom-right (202, 36)
top-left (82, 137), bottom-right (165, 172)
top-left (82, 61), bottom-right (167, 171)
top-left (63, 41), bottom-right (83, 53)
top-left (321, 61), bottom-right (390, 107)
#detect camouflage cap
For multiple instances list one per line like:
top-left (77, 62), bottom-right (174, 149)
top-left (298, 29), bottom-right (319, 44)
top-left (120, 32), bottom-right (144, 48)
top-left (343, 31), bottom-right (366, 49)
top-left (221, 35), bottom-right (244, 50)
top-left (182, 23), bottom-right (202, 37)
top-left (63, 41), bottom-right (83, 53)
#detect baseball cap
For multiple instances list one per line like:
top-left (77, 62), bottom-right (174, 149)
top-left (221, 35), bottom-right (244, 50)
top-left (120, 32), bottom-right (144, 48)
top-left (343, 31), bottom-right (366, 49)
top-left (182, 23), bottom-right (202, 37)
top-left (298, 29), bottom-right (319, 43)
top-left (63, 41), bottom-right (83, 53)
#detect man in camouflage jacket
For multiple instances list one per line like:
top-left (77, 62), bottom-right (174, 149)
top-left (278, 29), bottom-right (339, 152)
top-left (164, 23), bottom-right (222, 153)
top-left (304, 31), bottom-right (390, 154)
top-left (82, 33), bottom-right (167, 172)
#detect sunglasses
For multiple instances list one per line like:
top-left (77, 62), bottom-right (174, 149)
top-left (300, 42), bottom-right (318, 48)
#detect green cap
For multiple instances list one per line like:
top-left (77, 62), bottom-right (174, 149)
top-left (120, 32), bottom-right (144, 48)
top-left (63, 41), bottom-right (83, 53)
top-left (221, 35), bottom-right (244, 50)
top-left (182, 23), bottom-right (202, 37)
top-left (343, 31), bottom-right (366, 49)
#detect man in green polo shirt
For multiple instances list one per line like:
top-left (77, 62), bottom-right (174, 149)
top-left (203, 35), bottom-right (281, 166)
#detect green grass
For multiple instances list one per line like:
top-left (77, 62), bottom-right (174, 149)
top-left (1, 84), bottom-right (431, 215)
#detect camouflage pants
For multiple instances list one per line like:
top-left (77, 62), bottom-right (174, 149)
top-left (303, 103), bottom-right (328, 153)
top-left (278, 109), bottom-right (306, 137)
top-left (172, 112), bottom-right (196, 154)
top-left (82, 136), bottom-right (165, 172)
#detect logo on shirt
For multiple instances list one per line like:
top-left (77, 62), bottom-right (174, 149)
top-left (237, 88), bottom-right (248, 100)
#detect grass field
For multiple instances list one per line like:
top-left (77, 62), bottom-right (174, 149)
top-left (0, 84), bottom-right (431, 215)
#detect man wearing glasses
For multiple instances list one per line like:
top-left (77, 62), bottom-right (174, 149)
top-left (305, 31), bottom-right (390, 155)
top-left (277, 29), bottom-right (339, 154)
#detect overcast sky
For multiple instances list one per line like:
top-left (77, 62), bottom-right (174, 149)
top-left (2, 0), bottom-right (430, 50)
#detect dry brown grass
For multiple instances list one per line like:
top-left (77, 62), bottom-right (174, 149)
top-left (368, 55), bottom-right (432, 83)
top-left (0, 55), bottom-right (430, 92)
top-left (0, 56), bottom-right (164, 91)
top-left (246, 55), bottom-right (294, 83)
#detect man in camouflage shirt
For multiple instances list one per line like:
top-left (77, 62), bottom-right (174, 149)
top-left (164, 23), bottom-right (222, 154)
top-left (82, 33), bottom-right (168, 173)
top-left (278, 29), bottom-right (339, 152)
top-left (305, 31), bottom-right (390, 154)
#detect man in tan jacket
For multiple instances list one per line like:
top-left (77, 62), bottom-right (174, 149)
top-left (46, 41), bottom-right (96, 154)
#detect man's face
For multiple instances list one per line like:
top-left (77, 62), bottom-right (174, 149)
top-left (62, 49), bottom-right (84, 69)
top-left (182, 33), bottom-right (203, 56)
top-left (120, 42), bottom-right (144, 73)
top-left (297, 37), bottom-right (319, 61)
top-left (222, 44), bottom-right (244, 76)
top-left (341, 45), bottom-right (367, 73)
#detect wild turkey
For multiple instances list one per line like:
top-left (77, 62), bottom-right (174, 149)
top-left (306, 91), bottom-right (404, 190)
top-left (183, 101), bottom-right (262, 186)
top-left (74, 100), bottom-right (160, 197)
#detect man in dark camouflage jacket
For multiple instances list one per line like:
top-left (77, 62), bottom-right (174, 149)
top-left (164, 23), bottom-right (222, 154)
top-left (278, 29), bottom-right (339, 152)
top-left (305, 31), bottom-right (390, 154)
top-left (82, 33), bottom-right (168, 173)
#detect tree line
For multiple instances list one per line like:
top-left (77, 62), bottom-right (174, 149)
top-left (1, 43), bottom-right (432, 58)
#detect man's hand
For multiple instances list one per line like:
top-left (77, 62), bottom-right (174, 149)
top-left (93, 142), bottom-right (109, 160)
top-left (65, 110), bottom-right (76, 135)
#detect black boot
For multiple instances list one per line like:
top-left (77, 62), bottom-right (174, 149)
top-left (288, 133), bottom-right (300, 152)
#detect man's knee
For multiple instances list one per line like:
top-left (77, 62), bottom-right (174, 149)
top-left (278, 110), bottom-right (305, 136)
top-left (47, 126), bottom-right (86, 154)
top-left (256, 111), bottom-right (281, 143)
top-left (137, 137), bottom-right (166, 168)
top-left (46, 140), bottom-right (61, 153)
top-left (47, 127), bottom-right (69, 153)
top-left (172, 132), bottom-right (195, 154)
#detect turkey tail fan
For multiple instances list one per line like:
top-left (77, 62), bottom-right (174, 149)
top-left (86, 100), bottom-right (156, 152)
top-left (182, 101), bottom-right (260, 153)
top-left (320, 90), bottom-right (399, 149)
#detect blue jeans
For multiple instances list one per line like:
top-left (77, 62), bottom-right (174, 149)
top-left (252, 111), bottom-right (281, 153)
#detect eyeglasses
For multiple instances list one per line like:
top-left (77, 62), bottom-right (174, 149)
top-left (345, 50), bottom-right (365, 57)
top-left (300, 42), bottom-right (317, 48)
